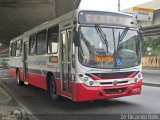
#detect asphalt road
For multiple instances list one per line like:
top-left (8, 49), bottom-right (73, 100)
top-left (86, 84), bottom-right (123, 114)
top-left (143, 72), bottom-right (160, 84)
top-left (0, 69), bottom-right (160, 120)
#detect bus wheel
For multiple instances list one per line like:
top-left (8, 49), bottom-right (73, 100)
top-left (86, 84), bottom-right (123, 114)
top-left (16, 70), bottom-right (23, 86)
top-left (49, 76), bottom-right (60, 101)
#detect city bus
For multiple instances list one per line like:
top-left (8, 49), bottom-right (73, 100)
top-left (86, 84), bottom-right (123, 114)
top-left (9, 9), bottom-right (143, 102)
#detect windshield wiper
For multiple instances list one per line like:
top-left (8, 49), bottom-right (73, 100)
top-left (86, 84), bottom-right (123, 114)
top-left (95, 25), bottom-right (109, 54)
top-left (117, 27), bottom-right (129, 48)
top-left (118, 27), bottom-right (129, 42)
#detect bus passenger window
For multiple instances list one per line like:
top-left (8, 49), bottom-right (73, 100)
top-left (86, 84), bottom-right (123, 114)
top-left (29, 34), bottom-right (36, 55)
top-left (37, 30), bottom-right (47, 55)
top-left (16, 40), bottom-right (22, 56)
top-left (67, 31), bottom-right (72, 61)
top-left (11, 42), bottom-right (16, 56)
top-left (47, 26), bottom-right (59, 54)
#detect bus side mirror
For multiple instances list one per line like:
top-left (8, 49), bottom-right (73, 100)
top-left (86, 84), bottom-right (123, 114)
top-left (139, 31), bottom-right (143, 41)
top-left (74, 31), bottom-right (80, 46)
top-left (139, 26), bottom-right (144, 41)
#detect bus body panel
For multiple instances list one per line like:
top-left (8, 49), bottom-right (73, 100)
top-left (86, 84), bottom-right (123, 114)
top-left (9, 67), bottom-right (17, 78)
top-left (28, 72), bottom-right (47, 90)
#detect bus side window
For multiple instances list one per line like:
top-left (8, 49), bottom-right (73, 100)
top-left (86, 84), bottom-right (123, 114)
top-left (10, 43), bottom-right (13, 56)
top-left (72, 31), bottom-right (75, 68)
top-left (16, 40), bottom-right (22, 56)
top-left (11, 42), bottom-right (16, 56)
top-left (36, 30), bottom-right (47, 55)
top-left (47, 26), bottom-right (59, 54)
top-left (29, 34), bottom-right (36, 55)
top-left (67, 31), bottom-right (72, 61)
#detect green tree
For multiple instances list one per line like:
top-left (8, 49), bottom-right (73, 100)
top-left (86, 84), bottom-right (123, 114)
top-left (0, 58), bottom-right (8, 68)
top-left (142, 35), bottom-right (160, 56)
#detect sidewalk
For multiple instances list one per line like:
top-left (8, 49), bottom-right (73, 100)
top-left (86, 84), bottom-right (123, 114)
top-left (0, 69), bottom-right (39, 120)
top-left (0, 85), bottom-right (25, 120)
top-left (0, 85), bottom-right (37, 120)
top-left (142, 67), bottom-right (160, 87)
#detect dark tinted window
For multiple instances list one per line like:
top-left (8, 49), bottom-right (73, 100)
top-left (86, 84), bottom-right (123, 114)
top-left (29, 34), bottom-right (36, 55)
top-left (16, 40), bottom-right (22, 56)
top-left (10, 42), bottom-right (16, 56)
top-left (37, 30), bottom-right (47, 55)
top-left (47, 26), bottom-right (59, 54)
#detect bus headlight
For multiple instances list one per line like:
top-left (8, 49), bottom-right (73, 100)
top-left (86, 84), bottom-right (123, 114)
top-left (89, 81), bottom-right (94, 86)
top-left (130, 73), bottom-right (142, 84)
top-left (138, 74), bottom-right (141, 78)
top-left (134, 78), bottom-right (138, 82)
top-left (87, 80), bottom-right (97, 86)
top-left (81, 76), bottom-right (97, 86)
top-left (84, 77), bottom-right (88, 81)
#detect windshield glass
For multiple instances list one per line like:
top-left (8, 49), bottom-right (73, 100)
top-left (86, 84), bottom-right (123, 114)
top-left (79, 26), bottom-right (141, 69)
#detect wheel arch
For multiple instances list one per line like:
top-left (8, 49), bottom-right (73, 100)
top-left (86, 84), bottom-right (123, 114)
top-left (16, 67), bottom-right (22, 80)
top-left (46, 71), bottom-right (56, 91)
top-left (16, 67), bottom-right (19, 73)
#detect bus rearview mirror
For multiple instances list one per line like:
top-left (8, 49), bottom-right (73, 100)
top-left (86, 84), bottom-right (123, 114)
top-left (139, 31), bottom-right (143, 41)
top-left (74, 31), bottom-right (80, 46)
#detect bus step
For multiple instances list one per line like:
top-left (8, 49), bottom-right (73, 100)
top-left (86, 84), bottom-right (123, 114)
top-left (24, 81), bottom-right (29, 85)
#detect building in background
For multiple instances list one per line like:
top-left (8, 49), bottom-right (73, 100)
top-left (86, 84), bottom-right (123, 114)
top-left (123, 0), bottom-right (160, 68)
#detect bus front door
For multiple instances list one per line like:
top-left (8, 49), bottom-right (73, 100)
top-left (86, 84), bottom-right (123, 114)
top-left (23, 41), bottom-right (29, 85)
top-left (61, 29), bottom-right (73, 96)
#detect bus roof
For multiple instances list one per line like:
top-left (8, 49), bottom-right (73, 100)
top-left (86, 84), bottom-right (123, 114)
top-left (10, 9), bottom-right (137, 42)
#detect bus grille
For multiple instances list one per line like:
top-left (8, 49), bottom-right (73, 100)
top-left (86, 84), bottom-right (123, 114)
top-left (104, 88), bottom-right (126, 94)
top-left (100, 81), bottom-right (128, 85)
top-left (85, 71), bottom-right (139, 80)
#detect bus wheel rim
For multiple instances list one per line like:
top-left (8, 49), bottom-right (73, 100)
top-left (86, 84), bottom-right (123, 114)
top-left (51, 81), bottom-right (56, 95)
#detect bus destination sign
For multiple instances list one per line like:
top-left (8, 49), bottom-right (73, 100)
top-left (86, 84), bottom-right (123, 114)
top-left (79, 11), bottom-right (137, 27)
top-left (95, 56), bottom-right (114, 62)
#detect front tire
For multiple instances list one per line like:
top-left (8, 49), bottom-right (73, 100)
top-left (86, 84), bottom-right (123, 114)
top-left (49, 76), bottom-right (61, 101)
top-left (16, 70), bottom-right (24, 86)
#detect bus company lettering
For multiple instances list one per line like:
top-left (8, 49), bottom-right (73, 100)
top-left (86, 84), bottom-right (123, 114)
top-left (28, 60), bottom-right (46, 65)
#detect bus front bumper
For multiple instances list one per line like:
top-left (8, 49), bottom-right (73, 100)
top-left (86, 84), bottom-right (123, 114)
top-left (73, 80), bottom-right (142, 102)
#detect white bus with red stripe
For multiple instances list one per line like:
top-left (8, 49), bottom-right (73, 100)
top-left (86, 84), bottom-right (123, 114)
top-left (9, 9), bottom-right (143, 102)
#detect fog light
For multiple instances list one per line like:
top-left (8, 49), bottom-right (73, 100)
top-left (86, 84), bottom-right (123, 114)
top-left (89, 81), bottom-right (94, 85)
top-left (132, 88), bottom-right (140, 92)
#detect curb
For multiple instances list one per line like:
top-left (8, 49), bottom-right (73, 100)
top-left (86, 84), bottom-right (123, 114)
top-left (142, 69), bottom-right (160, 74)
top-left (142, 71), bottom-right (160, 74)
top-left (143, 82), bottom-right (160, 87)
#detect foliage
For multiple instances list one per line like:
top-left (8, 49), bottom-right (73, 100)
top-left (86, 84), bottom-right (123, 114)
top-left (142, 35), bottom-right (160, 56)
top-left (0, 58), bottom-right (8, 68)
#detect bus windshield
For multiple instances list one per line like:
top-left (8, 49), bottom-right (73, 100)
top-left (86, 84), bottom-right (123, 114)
top-left (79, 26), bottom-right (141, 69)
